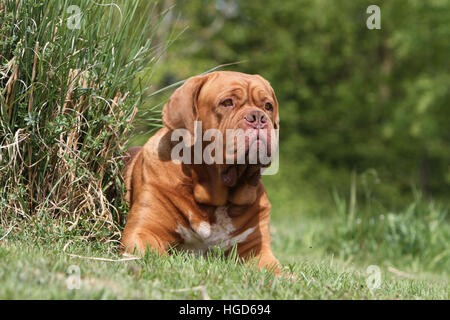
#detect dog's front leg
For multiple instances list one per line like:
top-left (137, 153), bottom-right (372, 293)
top-left (122, 229), bottom-right (168, 256)
top-left (121, 205), bottom-right (175, 256)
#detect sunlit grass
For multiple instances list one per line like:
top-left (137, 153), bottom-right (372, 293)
top-left (0, 217), bottom-right (448, 299)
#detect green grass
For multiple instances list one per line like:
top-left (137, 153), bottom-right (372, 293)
top-left (0, 169), bottom-right (448, 299)
top-left (0, 197), bottom-right (448, 299)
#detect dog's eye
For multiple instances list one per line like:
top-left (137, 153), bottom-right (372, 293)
top-left (264, 102), bottom-right (274, 112)
top-left (220, 99), bottom-right (234, 107)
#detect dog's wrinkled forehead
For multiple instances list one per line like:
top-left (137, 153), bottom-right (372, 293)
top-left (161, 71), bottom-right (279, 133)
top-left (198, 71), bottom-right (275, 106)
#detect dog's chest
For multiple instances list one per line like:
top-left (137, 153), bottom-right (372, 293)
top-left (175, 206), bottom-right (255, 255)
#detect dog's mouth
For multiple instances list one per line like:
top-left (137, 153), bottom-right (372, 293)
top-left (220, 128), bottom-right (276, 187)
top-left (223, 128), bottom-right (275, 164)
top-left (248, 133), bottom-right (269, 157)
top-left (247, 129), bottom-right (270, 151)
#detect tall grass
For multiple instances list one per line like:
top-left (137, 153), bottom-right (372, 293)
top-left (324, 175), bottom-right (449, 274)
top-left (0, 0), bottom-right (164, 238)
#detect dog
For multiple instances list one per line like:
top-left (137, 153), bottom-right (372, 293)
top-left (121, 71), bottom-right (282, 274)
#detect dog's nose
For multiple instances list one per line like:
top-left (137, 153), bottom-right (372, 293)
top-left (244, 110), bottom-right (268, 129)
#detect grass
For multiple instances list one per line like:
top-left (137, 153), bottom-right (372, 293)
top-left (0, 0), bottom-right (163, 232)
top-left (0, 183), bottom-right (448, 299)
top-left (0, 210), bottom-right (448, 299)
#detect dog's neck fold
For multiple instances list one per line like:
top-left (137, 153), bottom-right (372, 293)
top-left (164, 128), bottom-right (262, 207)
top-left (191, 163), bottom-right (260, 207)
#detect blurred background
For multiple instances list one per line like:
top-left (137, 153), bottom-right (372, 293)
top-left (134, 0), bottom-right (450, 212)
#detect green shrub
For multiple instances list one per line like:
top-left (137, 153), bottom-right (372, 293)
top-left (0, 0), bottom-right (162, 237)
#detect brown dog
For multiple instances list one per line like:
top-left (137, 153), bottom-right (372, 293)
top-left (121, 71), bottom-right (281, 274)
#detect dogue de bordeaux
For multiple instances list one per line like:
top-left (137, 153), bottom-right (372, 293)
top-left (121, 71), bottom-right (283, 274)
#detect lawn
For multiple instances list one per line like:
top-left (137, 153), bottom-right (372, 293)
top-left (0, 191), bottom-right (448, 299)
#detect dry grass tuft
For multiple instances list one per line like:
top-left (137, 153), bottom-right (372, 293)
top-left (0, 0), bottom-right (165, 239)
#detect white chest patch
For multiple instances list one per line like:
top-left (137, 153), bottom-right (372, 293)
top-left (175, 206), bottom-right (256, 255)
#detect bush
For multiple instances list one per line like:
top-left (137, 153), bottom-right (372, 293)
top-left (0, 0), bottom-right (162, 237)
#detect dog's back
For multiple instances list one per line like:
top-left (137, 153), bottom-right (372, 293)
top-left (123, 146), bottom-right (142, 204)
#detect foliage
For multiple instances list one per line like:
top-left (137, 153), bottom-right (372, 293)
top-left (150, 0), bottom-right (450, 205)
top-left (0, 0), bottom-right (162, 236)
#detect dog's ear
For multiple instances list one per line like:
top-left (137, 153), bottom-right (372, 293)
top-left (162, 74), bottom-right (210, 133)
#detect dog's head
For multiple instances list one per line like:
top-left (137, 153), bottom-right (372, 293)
top-left (162, 71), bottom-right (279, 206)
